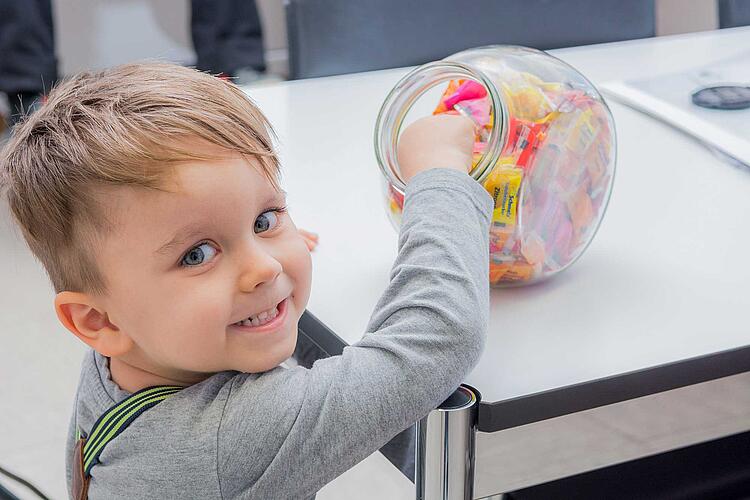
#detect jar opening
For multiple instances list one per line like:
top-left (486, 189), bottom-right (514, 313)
top-left (374, 61), bottom-right (508, 193)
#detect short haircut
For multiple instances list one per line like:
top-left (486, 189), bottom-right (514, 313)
top-left (1, 62), bottom-right (279, 295)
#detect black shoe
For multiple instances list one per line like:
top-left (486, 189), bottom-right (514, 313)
top-left (232, 67), bottom-right (282, 87)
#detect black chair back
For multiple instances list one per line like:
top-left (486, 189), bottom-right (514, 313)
top-left (285, 0), bottom-right (655, 79)
top-left (719, 0), bottom-right (750, 28)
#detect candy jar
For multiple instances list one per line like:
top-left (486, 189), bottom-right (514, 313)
top-left (374, 46), bottom-right (616, 287)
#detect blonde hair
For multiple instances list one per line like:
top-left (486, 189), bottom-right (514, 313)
top-left (0, 62), bottom-right (280, 295)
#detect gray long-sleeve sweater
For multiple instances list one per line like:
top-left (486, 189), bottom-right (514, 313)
top-left (65, 168), bottom-right (493, 499)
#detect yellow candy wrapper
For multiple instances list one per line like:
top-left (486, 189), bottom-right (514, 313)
top-left (484, 166), bottom-right (524, 228)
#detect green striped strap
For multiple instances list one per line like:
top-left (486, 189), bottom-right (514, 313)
top-left (80, 385), bottom-right (182, 476)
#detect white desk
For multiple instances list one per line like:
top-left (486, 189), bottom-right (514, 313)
top-left (244, 28), bottom-right (750, 497)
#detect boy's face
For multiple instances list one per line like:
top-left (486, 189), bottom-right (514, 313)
top-left (95, 149), bottom-right (312, 382)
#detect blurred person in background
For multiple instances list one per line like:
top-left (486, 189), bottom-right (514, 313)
top-left (0, 0), bottom-right (269, 132)
top-left (191, 0), bottom-right (270, 84)
top-left (0, 0), bottom-right (58, 128)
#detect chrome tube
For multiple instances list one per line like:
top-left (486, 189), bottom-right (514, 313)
top-left (415, 385), bottom-right (478, 500)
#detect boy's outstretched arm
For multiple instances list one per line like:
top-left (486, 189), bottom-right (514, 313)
top-left (218, 115), bottom-right (492, 498)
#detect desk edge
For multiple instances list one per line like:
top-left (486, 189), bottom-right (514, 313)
top-left (299, 311), bottom-right (750, 435)
top-left (477, 344), bottom-right (750, 432)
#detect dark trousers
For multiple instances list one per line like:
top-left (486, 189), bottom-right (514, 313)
top-left (0, 0), bottom-right (57, 94)
top-left (0, 0), bottom-right (264, 96)
top-left (190, 0), bottom-right (265, 75)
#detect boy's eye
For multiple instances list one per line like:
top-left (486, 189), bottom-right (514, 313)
top-left (180, 242), bottom-right (217, 267)
top-left (254, 210), bottom-right (282, 234)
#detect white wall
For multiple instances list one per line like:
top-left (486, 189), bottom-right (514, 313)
top-left (53, 0), bottom-right (288, 76)
top-left (256, 0), bottom-right (288, 74)
top-left (656, 0), bottom-right (718, 35)
top-left (53, 0), bottom-right (195, 75)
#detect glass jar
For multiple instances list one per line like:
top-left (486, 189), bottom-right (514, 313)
top-left (374, 46), bottom-right (616, 287)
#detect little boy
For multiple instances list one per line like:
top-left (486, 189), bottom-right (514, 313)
top-left (0, 62), bottom-right (492, 499)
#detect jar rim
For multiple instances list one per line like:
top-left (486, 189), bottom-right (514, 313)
top-left (374, 60), bottom-right (508, 193)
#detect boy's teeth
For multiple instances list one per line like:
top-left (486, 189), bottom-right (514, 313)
top-left (235, 305), bottom-right (279, 327)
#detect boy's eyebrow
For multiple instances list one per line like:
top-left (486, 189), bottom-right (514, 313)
top-left (154, 190), bottom-right (287, 256)
top-left (155, 223), bottom-right (208, 256)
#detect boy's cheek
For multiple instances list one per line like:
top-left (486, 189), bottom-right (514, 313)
top-left (288, 249), bottom-right (313, 314)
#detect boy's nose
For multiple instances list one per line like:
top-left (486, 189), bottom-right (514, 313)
top-left (237, 246), bottom-right (283, 292)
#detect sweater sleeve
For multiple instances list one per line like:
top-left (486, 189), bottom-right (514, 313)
top-left (217, 168), bottom-right (493, 499)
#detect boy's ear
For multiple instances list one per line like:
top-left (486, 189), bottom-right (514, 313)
top-left (54, 291), bottom-right (133, 357)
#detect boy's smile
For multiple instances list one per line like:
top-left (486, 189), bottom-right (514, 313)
top-left (91, 148), bottom-right (312, 389)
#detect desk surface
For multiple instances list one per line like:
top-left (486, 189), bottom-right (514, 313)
top-left (244, 27), bottom-right (750, 432)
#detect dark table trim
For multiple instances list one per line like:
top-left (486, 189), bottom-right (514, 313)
top-left (477, 344), bottom-right (750, 432)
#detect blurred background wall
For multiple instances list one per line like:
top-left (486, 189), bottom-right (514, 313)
top-left (53, 0), bottom-right (719, 79)
top-left (656, 0), bottom-right (718, 35)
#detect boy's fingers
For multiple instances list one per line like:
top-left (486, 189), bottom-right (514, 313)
top-left (298, 229), bottom-right (319, 241)
top-left (298, 228), bottom-right (319, 251)
top-left (303, 237), bottom-right (318, 251)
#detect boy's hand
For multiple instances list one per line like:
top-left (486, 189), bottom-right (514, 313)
top-left (397, 114), bottom-right (475, 184)
top-left (298, 228), bottom-right (319, 251)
